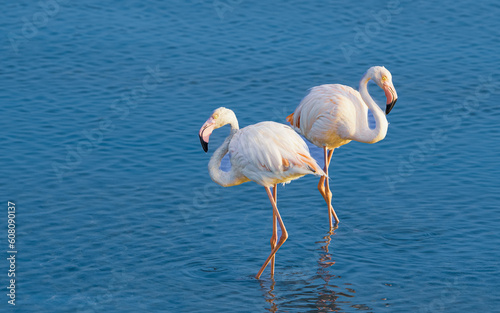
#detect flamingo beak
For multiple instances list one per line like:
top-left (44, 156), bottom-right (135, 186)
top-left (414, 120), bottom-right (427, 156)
top-left (199, 118), bottom-right (215, 153)
top-left (383, 83), bottom-right (398, 115)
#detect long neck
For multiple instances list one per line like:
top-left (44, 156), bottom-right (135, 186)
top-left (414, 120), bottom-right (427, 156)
top-left (208, 117), bottom-right (246, 187)
top-left (354, 76), bottom-right (389, 144)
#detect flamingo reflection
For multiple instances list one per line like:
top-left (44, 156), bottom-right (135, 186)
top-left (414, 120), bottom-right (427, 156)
top-left (260, 228), bottom-right (372, 311)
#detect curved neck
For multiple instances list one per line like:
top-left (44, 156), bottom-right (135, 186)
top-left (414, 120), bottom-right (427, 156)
top-left (208, 118), bottom-right (246, 187)
top-left (355, 76), bottom-right (389, 144)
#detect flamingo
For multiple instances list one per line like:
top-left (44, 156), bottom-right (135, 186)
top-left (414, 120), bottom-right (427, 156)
top-left (199, 107), bottom-right (325, 279)
top-left (286, 66), bottom-right (398, 228)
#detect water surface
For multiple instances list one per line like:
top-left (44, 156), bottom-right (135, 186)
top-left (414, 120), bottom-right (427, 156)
top-left (1, 0), bottom-right (499, 312)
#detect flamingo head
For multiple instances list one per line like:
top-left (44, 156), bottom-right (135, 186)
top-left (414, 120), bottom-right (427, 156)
top-left (367, 66), bottom-right (398, 114)
top-left (198, 107), bottom-right (236, 152)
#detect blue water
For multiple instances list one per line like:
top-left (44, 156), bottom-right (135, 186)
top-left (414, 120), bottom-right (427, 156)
top-left (1, 0), bottom-right (499, 312)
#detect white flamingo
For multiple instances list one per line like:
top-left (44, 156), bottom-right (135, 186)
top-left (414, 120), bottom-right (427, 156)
top-left (286, 66), bottom-right (398, 227)
top-left (199, 107), bottom-right (325, 279)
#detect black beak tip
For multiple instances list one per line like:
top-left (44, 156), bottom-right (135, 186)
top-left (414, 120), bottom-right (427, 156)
top-left (385, 98), bottom-right (397, 115)
top-left (199, 135), bottom-right (208, 153)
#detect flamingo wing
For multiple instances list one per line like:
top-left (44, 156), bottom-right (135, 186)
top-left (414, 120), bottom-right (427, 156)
top-left (287, 84), bottom-right (362, 148)
top-left (229, 121), bottom-right (324, 187)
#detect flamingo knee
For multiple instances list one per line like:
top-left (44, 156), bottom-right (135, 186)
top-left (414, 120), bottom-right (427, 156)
top-left (317, 177), bottom-right (327, 201)
top-left (277, 230), bottom-right (288, 247)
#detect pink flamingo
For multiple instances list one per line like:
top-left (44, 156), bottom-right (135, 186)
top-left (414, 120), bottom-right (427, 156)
top-left (199, 107), bottom-right (325, 279)
top-left (286, 66), bottom-right (398, 228)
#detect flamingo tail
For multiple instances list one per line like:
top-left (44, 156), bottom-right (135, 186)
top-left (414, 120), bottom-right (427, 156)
top-left (297, 153), bottom-right (326, 177)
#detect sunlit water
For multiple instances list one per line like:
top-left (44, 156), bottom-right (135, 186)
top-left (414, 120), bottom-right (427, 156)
top-left (1, 0), bottom-right (499, 312)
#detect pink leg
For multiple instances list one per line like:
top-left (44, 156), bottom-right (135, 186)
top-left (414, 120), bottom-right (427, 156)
top-left (325, 149), bottom-right (339, 225)
top-left (318, 148), bottom-right (339, 227)
top-left (256, 187), bottom-right (288, 279)
top-left (270, 184), bottom-right (278, 277)
top-left (317, 148), bottom-right (331, 228)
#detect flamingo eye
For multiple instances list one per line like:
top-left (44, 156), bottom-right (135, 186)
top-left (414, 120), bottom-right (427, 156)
top-left (213, 113), bottom-right (219, 119)
top-left (381, 76), bottom-right (388, 82)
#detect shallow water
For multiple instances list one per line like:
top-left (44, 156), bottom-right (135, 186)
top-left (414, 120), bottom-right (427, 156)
top-left (1, 0), bottom-right (499, 312)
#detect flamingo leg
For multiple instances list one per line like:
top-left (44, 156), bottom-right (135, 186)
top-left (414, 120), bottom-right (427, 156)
top-left (325, 149), bottom-right (339, 225)
top-left (256, 187), bottom-right (288, 279)
top-left (270, 184), bottom-right (278, 277)
top-left (318, 148), bottom-right (339, 227)
top-left (318, 148), bottom-right (329, 200)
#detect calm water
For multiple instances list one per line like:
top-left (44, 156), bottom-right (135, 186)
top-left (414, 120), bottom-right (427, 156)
top-left (1, 0), bottom-right (499, 312)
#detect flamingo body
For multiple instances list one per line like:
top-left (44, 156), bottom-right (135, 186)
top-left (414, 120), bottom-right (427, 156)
top-left (229, 121), bottom-right (323, 187)
top-left (288, 84), bottom-right (365, 149)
